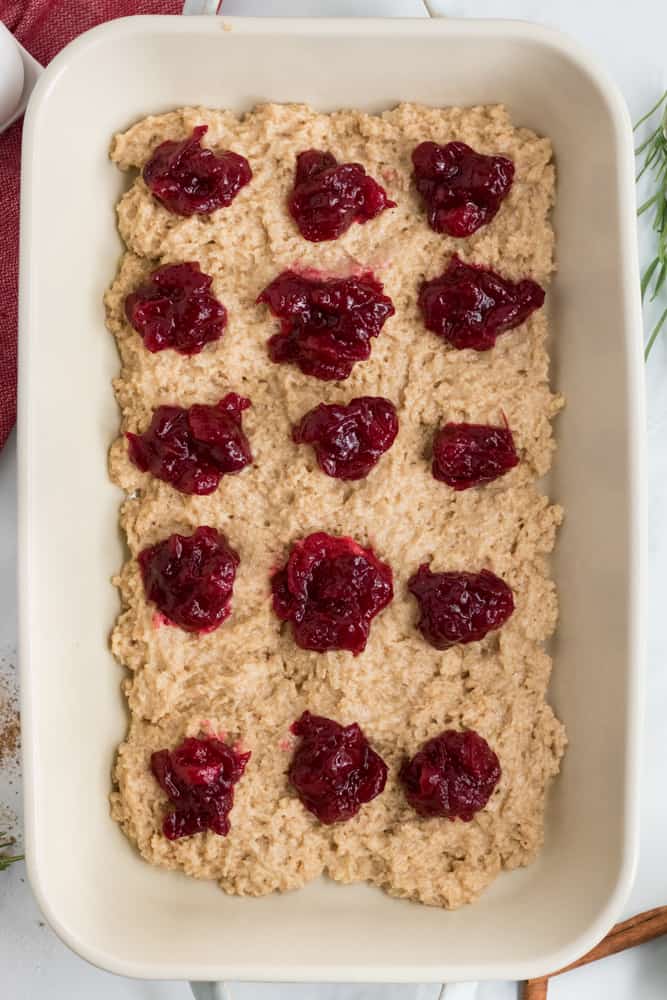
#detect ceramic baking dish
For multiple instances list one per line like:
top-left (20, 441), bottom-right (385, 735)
top-left (18, 15), bottom-right (646, 983)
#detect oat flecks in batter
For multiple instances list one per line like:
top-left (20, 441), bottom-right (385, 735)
top-left (107, 102), bottom-right (566, 909)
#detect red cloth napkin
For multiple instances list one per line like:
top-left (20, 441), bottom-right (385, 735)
top-left (0, 0), bottom-right (181, 449)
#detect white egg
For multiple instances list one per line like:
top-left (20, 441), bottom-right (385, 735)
top-left (0, 24), bottom-right (25, 129)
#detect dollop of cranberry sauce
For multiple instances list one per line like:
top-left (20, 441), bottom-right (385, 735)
top-left (151, 736), bottom-right (250, 840)
top-left (412, 141), bottom-right (514, 237)
top-left (419, 255), bottom-right (545, 352)
top-left (143, 125), bottom-right (252, 217)
top-left (272, 532), bottom-right (393, 655)
top-left (289, 711), bottom-right (388, 824)
top-left (257, 270), bottom-right (395, 381)
top-left (288, 150), bottom-right (396, 242)
top-left (139, 526), bottom-right (239, 633)
top-left (432, 421), bottom-right (519, 491)
top-left (293, 396), bottom-right (398, 480)
top-left (124, 262), bottom-right (227, 356)
top-left (400, 729), bottom-right (500, 821)
top-left (408, 565), bottom-right (514, 649)
top-left (127, 394), bottom-right (252, 496)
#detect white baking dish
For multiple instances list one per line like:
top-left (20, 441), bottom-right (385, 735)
top-left (18, 15), bottom-right (646, 983)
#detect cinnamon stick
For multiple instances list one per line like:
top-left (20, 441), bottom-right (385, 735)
top-left (522, 980), bottom-right (547, 1000)
top-left (521, 906), bottom-right (667, 999)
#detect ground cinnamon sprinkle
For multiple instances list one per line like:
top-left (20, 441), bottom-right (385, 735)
top-left (0, 667), bottom-right (21, 848)
top-left (0, 715), bottom-right (19, 767)
top-left (0, 675), bottom-right (20, 768)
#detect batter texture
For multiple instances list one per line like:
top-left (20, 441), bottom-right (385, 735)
top-left (106, 102), bottom-right (565, 908)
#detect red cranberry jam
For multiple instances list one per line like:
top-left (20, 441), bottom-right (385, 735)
top-left (412, 141), bottom-right (514, 237)
top-left (293, 396), bottom-right (398, 480)
top-left (124, 262), bottom-right (227, 355)
top-left (143, 125), bottom-right (252, 216)
top-left (400, 729), bottom-right (500, 821)
top-left (432, 421), bottom-right (518, 490)
top-left (271, 532), bottom-right (393, 655)
top-left (151, 736), bottom-right (250, 840)
top-left (418, 255), bottom-right (545, 352)
top-left (288, 150), bottom-right (395, 242)
top-left (257, 270), bottom-right (395, 381)
top-left (408, 564), bottom-right (514, 649)
top-left (139, 526), bottom-right (239, 633)
top-left (289, 711), bottom-right (388, 824)
top-left (127, 394), bottom-right (252, 496)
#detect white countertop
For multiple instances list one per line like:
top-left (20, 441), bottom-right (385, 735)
top-left (3, 1), bottom-right (667, 997)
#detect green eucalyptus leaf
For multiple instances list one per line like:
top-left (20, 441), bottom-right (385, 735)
top-left (635, 91), bottom-right (667, 360)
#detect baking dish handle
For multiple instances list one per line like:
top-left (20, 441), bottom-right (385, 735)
top-left (184, 1), bottom-right (442, 12)
top-left (421, 1), bottom-right (444, 15)
top-left (190, 982), bottom-right (232, 1000)
top-left (188, 982), bottom-right (475, 998)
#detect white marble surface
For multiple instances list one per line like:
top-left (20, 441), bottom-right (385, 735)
top-left (3, 0), bottom-right (667, 997)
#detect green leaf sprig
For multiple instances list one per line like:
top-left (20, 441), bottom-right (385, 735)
top-left (635, 90), bottom-right (667, 359)
top-left (0, 835), bottom-right (23, 871)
